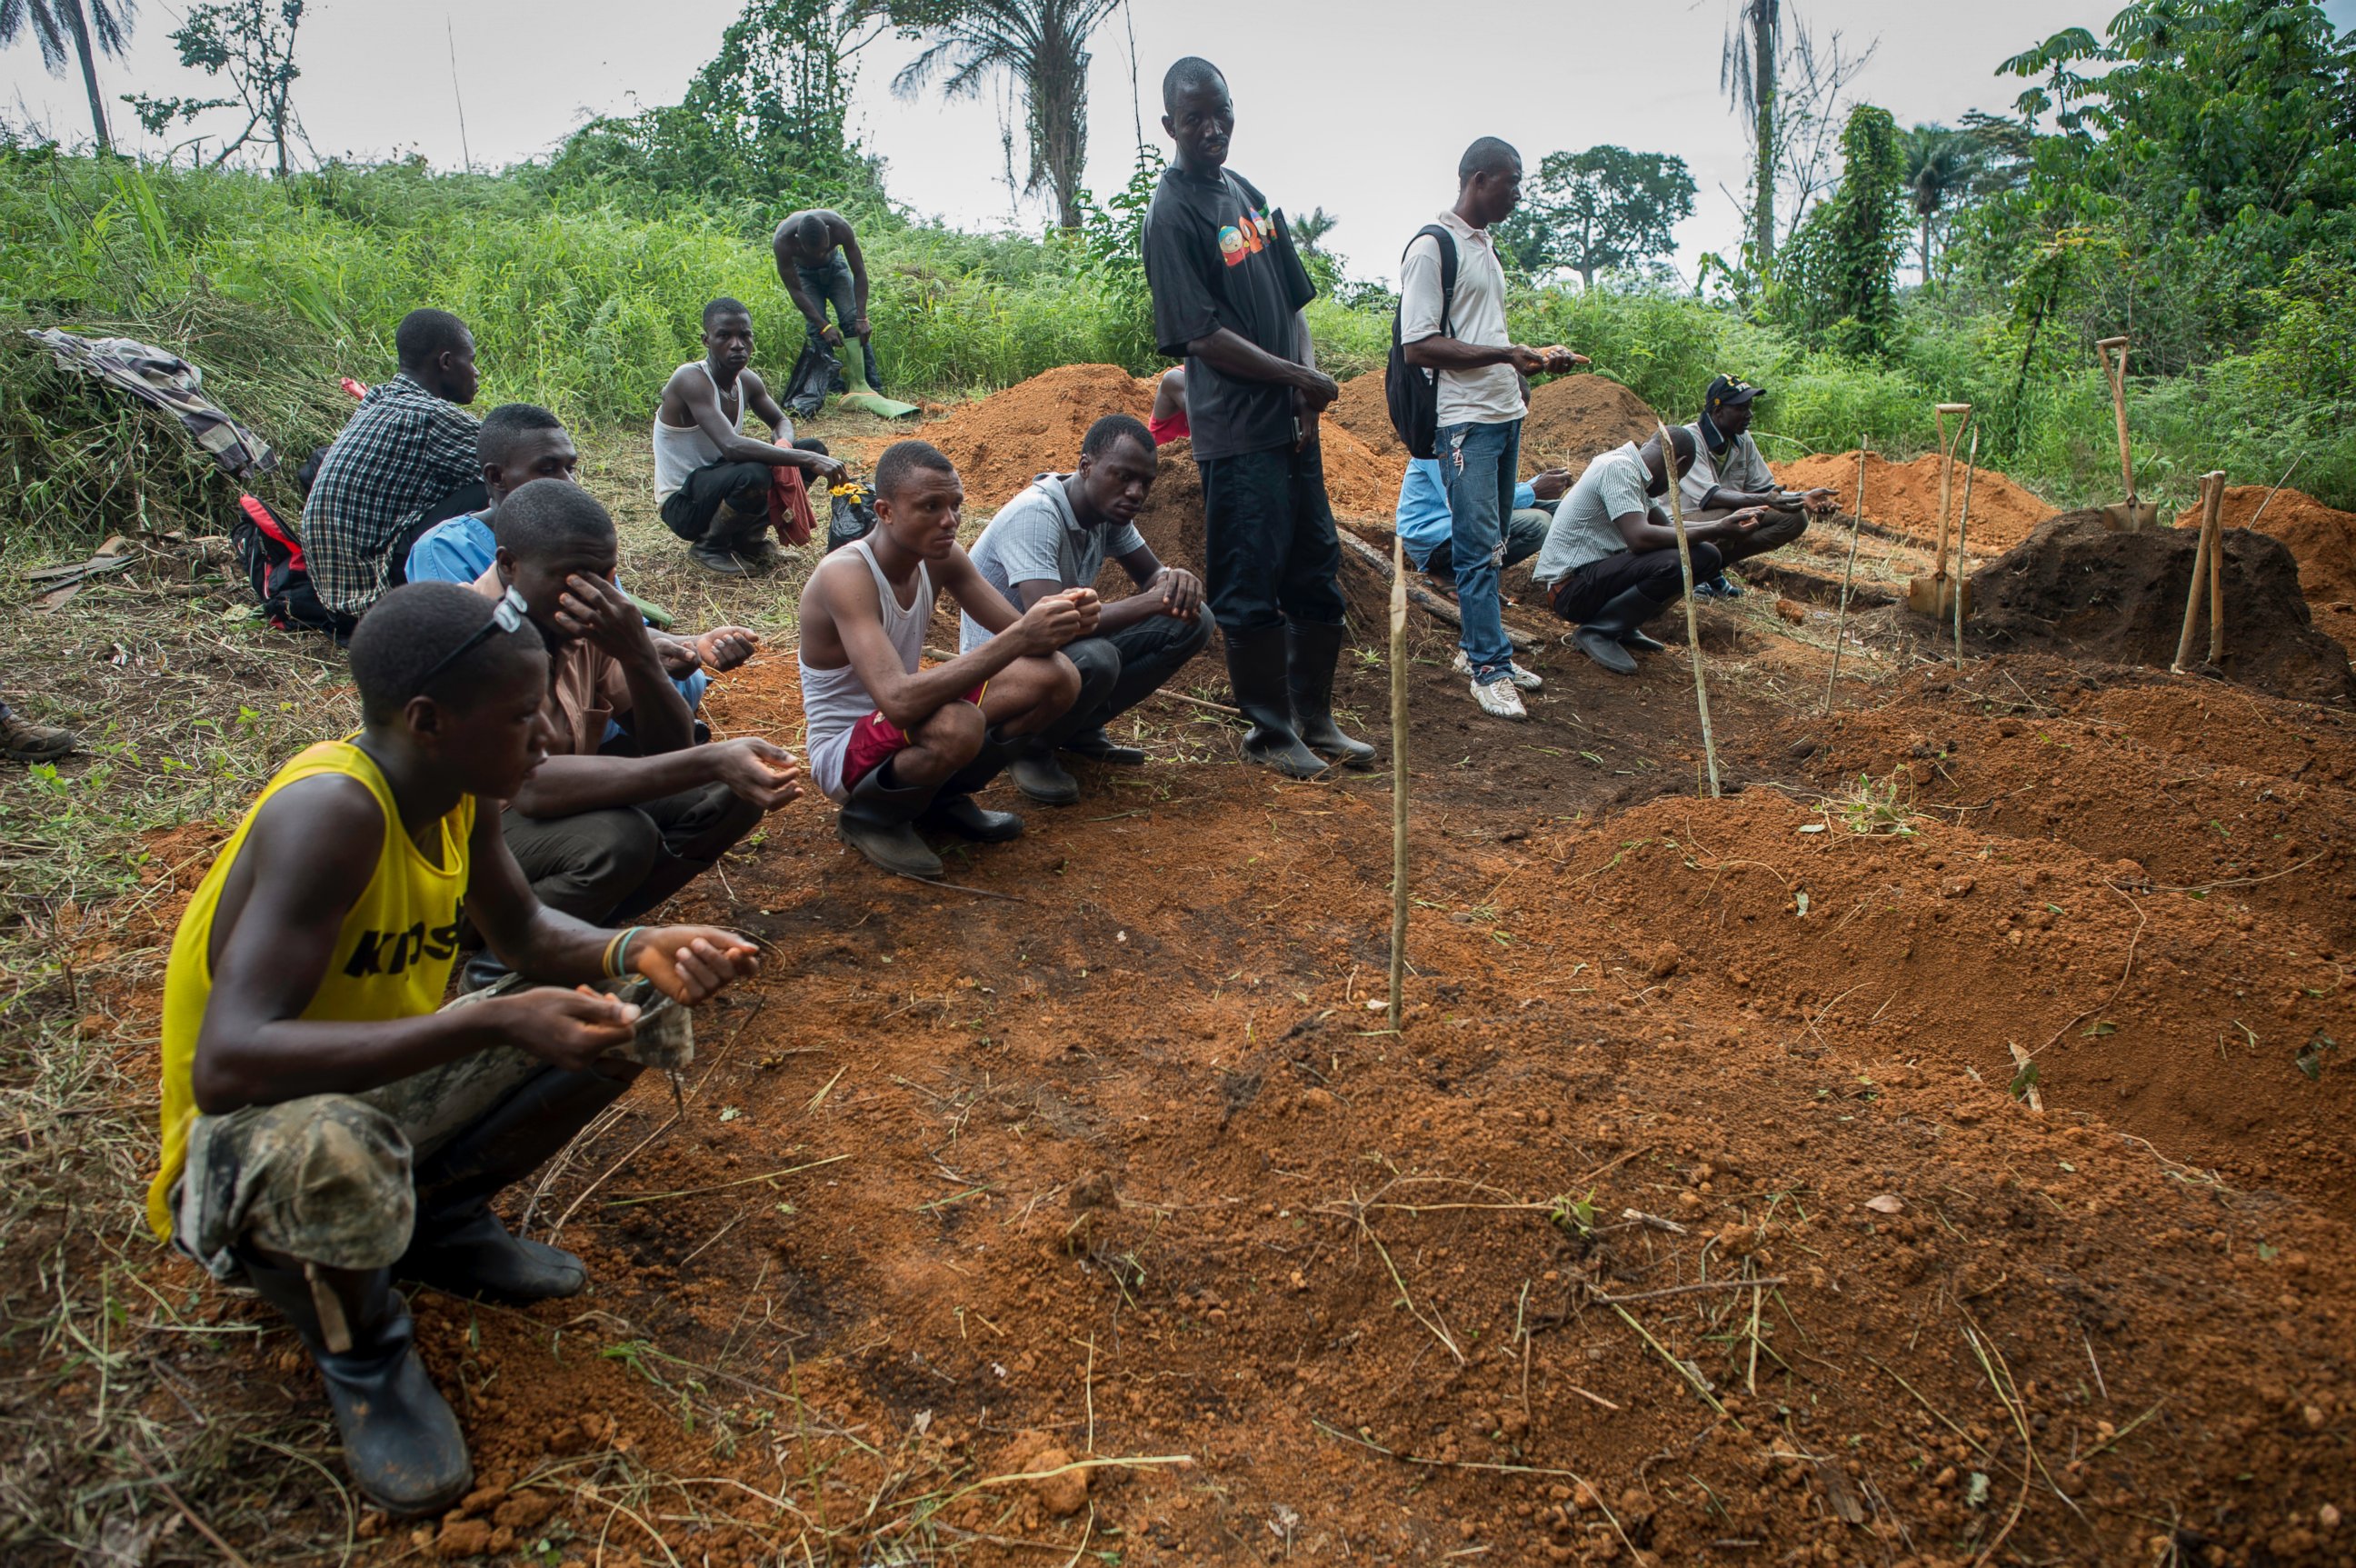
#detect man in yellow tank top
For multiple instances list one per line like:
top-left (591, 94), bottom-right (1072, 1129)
top-left (149, 581), bottom-right (760, 1518)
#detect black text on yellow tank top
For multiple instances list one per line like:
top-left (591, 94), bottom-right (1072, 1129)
top-left (342, 914), bottom-right (464, 978)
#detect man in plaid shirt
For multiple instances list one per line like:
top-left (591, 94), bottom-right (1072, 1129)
top-left (303, 310), bottom-right (486, 619)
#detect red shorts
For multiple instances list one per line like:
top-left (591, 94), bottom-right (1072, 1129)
top-left (838, 684), bottom-right (985, 793)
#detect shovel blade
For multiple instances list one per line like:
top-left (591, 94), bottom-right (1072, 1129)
top-left (1907, 576), bottom-right (1974, 619)
top-left (2101, 502), bottom-right (2161, 530)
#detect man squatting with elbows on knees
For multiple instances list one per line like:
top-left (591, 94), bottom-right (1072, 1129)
top-left (145, 580), bottom-right (761, 1516)
top-left (654, 297), bottom-right (845, 575)
top-left (798, 440), bottom-right (1098, 879)
top-left (958, 413), bottom-right (1210, 804)
top-left (1532, 426), bottom-right (1774, 675)
top-left (1678, 374), bottom-right (1839, 598)
top-left (1142, 55), bottom-right (1372, 778)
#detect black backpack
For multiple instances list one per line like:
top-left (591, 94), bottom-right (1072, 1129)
top-left (1383, 224), bottom-right (1460, 460)
top-left (230, 494), bottom-right (354, 642)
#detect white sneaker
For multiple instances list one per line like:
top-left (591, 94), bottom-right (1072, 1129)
top-left (1452, 649), bottom-right (1543, 690)
top-left (1470, 677), bottom-right (1528, 720)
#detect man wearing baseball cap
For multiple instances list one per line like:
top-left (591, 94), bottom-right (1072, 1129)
top-left (1678, 375), bottom-right (1837, 596)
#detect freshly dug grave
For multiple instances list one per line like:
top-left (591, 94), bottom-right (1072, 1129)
top-left (2178, 484), bottom-right (2356, 661)
top-left (1777, 450), bottom-right (2054, 553)
top-left (1520, 375), bottom-right (1662, 474)
top-left (1967, 510), bottom-right (2356, 703)
top-left (917, 363), bottom-right (1158, 513)
top-left (1328, 369), bottom-right (1404, 457)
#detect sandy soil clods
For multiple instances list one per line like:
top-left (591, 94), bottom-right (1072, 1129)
top-left (1777, 450), bottom-right (2055, 552)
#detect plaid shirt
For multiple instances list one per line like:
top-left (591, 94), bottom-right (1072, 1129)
top-left (301, 373), bottom-right (482, 616)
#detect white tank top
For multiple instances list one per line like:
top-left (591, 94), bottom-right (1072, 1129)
top-left (799, 537), bottom-right (933, 802)
top-left (652, 362), bottom-right (745, 501)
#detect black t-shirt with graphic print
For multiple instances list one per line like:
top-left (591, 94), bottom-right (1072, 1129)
top-left (1142, 164), bottom-right (1320, 461)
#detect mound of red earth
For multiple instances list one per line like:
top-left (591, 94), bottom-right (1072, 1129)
top-left (2178, 484), bottom-right (2356, 662)
top-left (1328, 370), bottom-right (1405, 457)
top-left (1522, 375), bottom-right (1662, 474)
top-left (1967, 510), bottom-right (2355, 704)
top-left (1776, 450), bottom-right (2055, 552)
top-left (917, 364), bottom-right (1158, 513)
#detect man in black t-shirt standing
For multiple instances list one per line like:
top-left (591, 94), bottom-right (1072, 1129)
top-left (1141, 56), bottom-right (1372, 778)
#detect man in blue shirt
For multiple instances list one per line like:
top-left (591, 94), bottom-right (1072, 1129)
top-left (1393, 459), bottom-right (1571, 587)
top-left (405, 405), bottom-right (754, 727)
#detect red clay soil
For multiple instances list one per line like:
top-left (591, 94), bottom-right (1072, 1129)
top-left (57, 557), bottom-right (2356, 1566)
top-left (1522, 375), bottom-right (1663, 474)
top-left (1967, 510), bottom-right (2355, 704)
top-left (2178, 485), bottom-right (2356, 663)
top-left (914, 364), bottom-right (1158, 513)
top-left (1329, 370), bottom-right (1405, 458)
top-left (1778, 453), bottom-right (2055, 554)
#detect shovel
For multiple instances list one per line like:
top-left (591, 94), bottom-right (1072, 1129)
top-left (2095, 336), bottom-right (2160, 529)
top-left (1906, 403), bottom-right (1975, 619)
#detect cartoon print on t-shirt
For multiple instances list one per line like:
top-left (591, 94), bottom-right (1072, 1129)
top-left (1219, 205), bottom-right (1274, 268)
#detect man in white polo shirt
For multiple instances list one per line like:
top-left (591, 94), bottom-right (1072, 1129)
top-left (1398, 137), bottom-right (1583, 721)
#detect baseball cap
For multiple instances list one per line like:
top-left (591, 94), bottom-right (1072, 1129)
top-left (1705, 375), bottom-right (1764, 412)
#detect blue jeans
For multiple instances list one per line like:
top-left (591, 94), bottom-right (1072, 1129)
top-left (796, 254), bottom-right (881, 391)
top-left (1440, 417), bottom-right (1520, 680)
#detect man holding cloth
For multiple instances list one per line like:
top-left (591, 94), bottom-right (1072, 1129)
top-left (1143, 56), bottom-right (1368, 777)
top-left (1678, 375), bottom-right (1837, 596)
top-left (1398, 137), bottom-right (1584, 720)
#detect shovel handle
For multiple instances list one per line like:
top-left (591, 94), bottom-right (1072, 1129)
top-left (2099, 338), bottom-right (2136, 506)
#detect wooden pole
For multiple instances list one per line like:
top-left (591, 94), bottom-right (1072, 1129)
top-left (1387, 531), bottom-right (1410, 1033)
top-left (1952, 429), bottom-right (1978, 672)
top-left (2096, 336), bottom-right (2136, 510)
top-left (1823, 435), bottom-right (1869, 714)
top-left (2206, 470), bottom-right (2227, 665)
top-left (2172, 470), bottom-right (2224, 673)
top-left (1657, 423), bottom-right (1720, 798)
top-left (1932, 404), bottom-right (1972, 605)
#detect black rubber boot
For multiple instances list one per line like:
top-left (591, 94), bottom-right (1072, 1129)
top-left (396, 1067), bottom-right (632, 1304)
top-left (1008, 744), bottom-right (1081, 804)
top-left (837, 767), bottom-right (943, 878)
top-left (1060, 726), bottom-right (1145, 765)
top-left (1572, 586), bottom-right (1665, 676)
top-left (1620, 628), bottom-right (1668, 654)
top-left (239, 1254), bottom-right (472, 1518)
top-left (919, 793), bottom-right (1024, 842)
top-left (691, 511), bottom-right (749, 575)
top-left (1223, 624), bottom-right (1328, 778)
top-left (1285, 620), bottom-right (1376, 768)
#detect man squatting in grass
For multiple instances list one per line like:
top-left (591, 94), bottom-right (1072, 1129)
top-left (958, 413), bottom-right (1211, 804)
top-left (466, 481), bottom-right (801, 984)
top-left (654, 298), bottom-right (845, 575)
top-left (303, 308), bottom-right (487, 622)
top-left (1397, 136), bottom-right (1586, 721)
top-left (145, 580), bottom-right (761, 1515)
top-left (1678, 375), bottom-right (1839, 598)
top-left (1143, 56), bottom-right (1372, 778)
top-left (404, 402), bottom-right (762, 729)
top-left (772, 207), bottom-right (884, 403)
top-left (798, 440), bottom-right (1096, 879)
top-left (1533, 427), bottom-right (1773, 674)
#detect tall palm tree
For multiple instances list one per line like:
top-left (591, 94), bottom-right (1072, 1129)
top-left (1898, 124), bottom-right (1979, 286)
top-left (1721, 0), bottom-right (1780, 267)
top-left (0, 0), bottom-right (138, 153)
top-left (874, 0), bottom-right (1123, 230)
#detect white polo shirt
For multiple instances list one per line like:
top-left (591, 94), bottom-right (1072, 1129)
top-left (1399, 210), bottom-right (1522, 429)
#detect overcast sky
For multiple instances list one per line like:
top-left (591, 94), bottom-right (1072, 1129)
top-left (8, 0), bottom-right (2355, 286)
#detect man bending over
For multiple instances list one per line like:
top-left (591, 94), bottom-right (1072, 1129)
top-left (1533, 428), bottom-right (1769, 674)
top-left (799, 440), bottom-right (1095, 879)
top-left (772, 208), bottom-right (882, 402)
top-left (654, 298), bottom-right (844, 575)
top-left (474, 482), bottom-right (799, 977)
top-left (146, 580), bottom-right (759, 1515)
top-left (304, 308), bottom-right (485, 620)
top-left (961, 413), bottom-right (1209, 804)
top-left (1678, 375), bottom-right (1837, 597)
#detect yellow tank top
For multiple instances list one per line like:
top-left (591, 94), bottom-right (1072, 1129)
top-left (146, 740), bottom-right (475, 1238)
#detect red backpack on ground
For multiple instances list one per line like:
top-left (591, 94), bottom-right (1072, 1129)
top-left (229, 494), bottom-right (354, 641)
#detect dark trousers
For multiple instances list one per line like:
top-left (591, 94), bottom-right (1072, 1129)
top-left (660, 461), bottom-right (772, 544)
top-left (384, 480), bottom-right (490, 589)
top-left (797, 255), bottom-right (882, 392)
top-left (502, 782), bottom-right (762, 925)
top-left (1058, 612), bottom-right (1214, 736)
top-left (1198, 443), bottom-right (1347, 634)
top-left (1549, 542), bottom-right (1726, 624)
top-left (1686, 505), bottom-right (1810, 571)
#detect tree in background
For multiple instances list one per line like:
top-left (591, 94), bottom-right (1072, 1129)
top-left (868, 0), bottom-right (1123, 231)
top-left (0, 0), bottom-right (138, 153)
top-left (1771, 104), bottom-right (1906, 356)
top-left (1292, 205), bottom-right (1339, 256)
top-left (1721, 0), bottom-right (1780, 269)
top-left (1897, 124), bottom-right (1981, 286)
top-left (125, 0), bottom-right (306, 176)
top-left (1501, 146), bottom-right (1695, 290)
top-left (686, 0), bottom-right (858, 170)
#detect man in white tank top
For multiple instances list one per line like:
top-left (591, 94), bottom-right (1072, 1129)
top-left (654, 298), bottom-right (844, 575)
top-left (796, 440), bottom-right (1099, 880)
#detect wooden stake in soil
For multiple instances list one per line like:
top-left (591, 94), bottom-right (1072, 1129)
top-left (2172, 470), bottom-right (2228, 674)
top-left (1656, 422), bottom-right (1720, 797)
top-left (1822, 435), bottom-right (1870, 714)
top-left (1387, 530), bottom-right (1410, 1032)
top-left (1952, 429), bottom-right (1979, 672)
